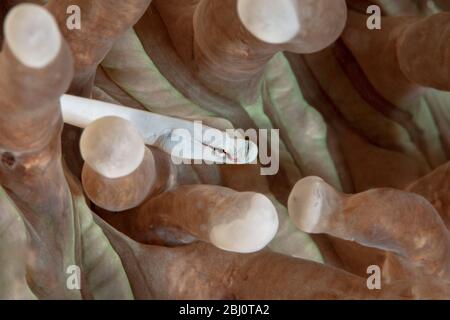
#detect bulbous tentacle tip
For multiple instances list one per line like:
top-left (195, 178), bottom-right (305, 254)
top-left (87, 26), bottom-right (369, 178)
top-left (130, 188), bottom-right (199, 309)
top-left (237, 0), bottom-right (302, 44)
top-left (4, 3), bottom-right (62, 69)
top-left (237, 0), bottom-right (347, 52)
top-left (209, 193), bottom-right (279, 253)
top-left (288, 176), bottom-right (340, 233)
top-left (80, 116), bottom-right (146, 179)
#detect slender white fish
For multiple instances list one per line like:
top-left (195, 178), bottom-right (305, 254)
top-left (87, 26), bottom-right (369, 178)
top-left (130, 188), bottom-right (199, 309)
top-left (60, 94), bottom-right (258, 164)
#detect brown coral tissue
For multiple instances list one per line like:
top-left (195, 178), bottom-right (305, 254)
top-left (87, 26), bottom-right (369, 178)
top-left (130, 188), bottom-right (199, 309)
top-left (0, 0), bottom-right (449, 305)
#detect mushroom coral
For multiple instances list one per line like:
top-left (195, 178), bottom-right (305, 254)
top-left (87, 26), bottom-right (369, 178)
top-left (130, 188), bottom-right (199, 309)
top-left (0, 0), bottom-right (449, 300)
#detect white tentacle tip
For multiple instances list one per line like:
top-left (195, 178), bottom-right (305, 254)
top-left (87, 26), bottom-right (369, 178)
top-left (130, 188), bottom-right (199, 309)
top-left (209, 193), bottom-right (279, 253)
top-left (80, 116), bottom-right (146, 179)
top-left (4, 3), bottom-right (61, 69)
top-left (288, 176), bottom-right (330, 233)
top-left (237, 0), bottom-right (301, 44)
